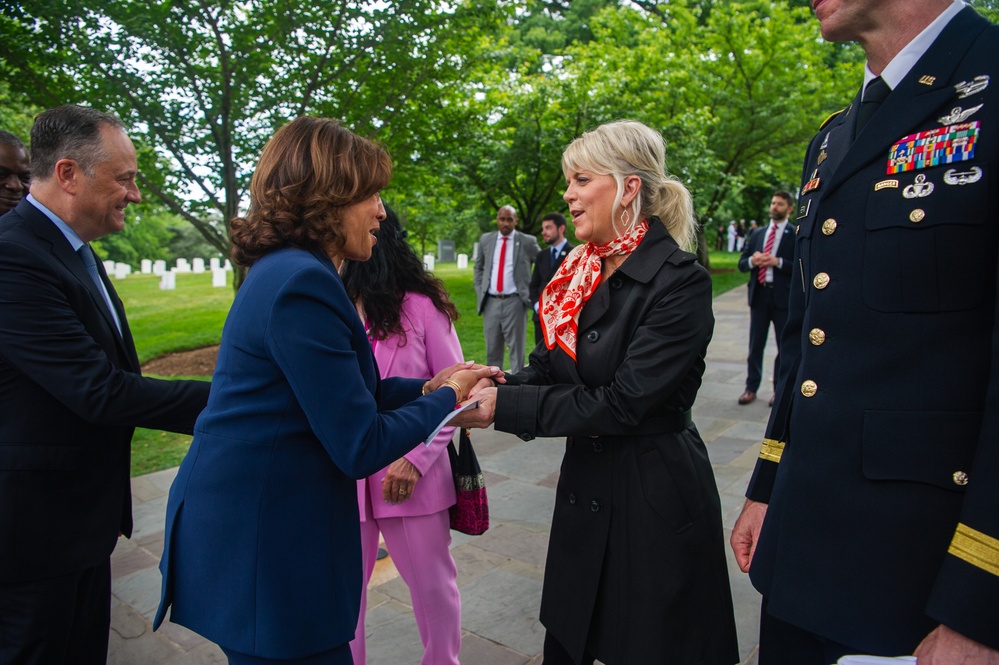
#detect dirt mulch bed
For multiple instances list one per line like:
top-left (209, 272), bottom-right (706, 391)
top-left (141, 345), bottom-right (219, 377)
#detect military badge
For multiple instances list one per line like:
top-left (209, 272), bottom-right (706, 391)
top-left (874, 179), bottom-right (899, 191)
top-left (943, 166), bottom-right (983, 185)
top-left (955, 75), bottom-right (989, 99)
top-left (817, 150), bottom-right (828, 165)
top-left (887, 121), bottom-right (979, 174)
top-left (918, 75), bottom-right (936, 86)
top-left (902, 174), bottom-right (934, 199)
top-left (938, 104), bottom-right (983, 125)
top-left (801, 170), bottom-right (821, 195)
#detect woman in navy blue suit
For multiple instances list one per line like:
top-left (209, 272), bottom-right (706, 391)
top-left (154, 117), bottom-right (498, 664)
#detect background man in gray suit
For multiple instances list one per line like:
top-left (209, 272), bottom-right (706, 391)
top-left (473, 205), bottom-right (540, 373)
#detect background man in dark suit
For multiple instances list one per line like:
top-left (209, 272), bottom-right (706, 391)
top-left (737, 190), bottom-right (795, 407)
top-left (731, 1), bottom-right (999, 663)
top-left (0, 131), bottom-right (30, 215)
top-left (0, 105), bottom-right (211, 664)
top-left (529, 212), bottom-right (573, 345)
top-left (473, 204), bottom-right (540, 373)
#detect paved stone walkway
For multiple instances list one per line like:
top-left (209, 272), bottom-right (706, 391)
top-left (108, 285), bottom-right (774, 664)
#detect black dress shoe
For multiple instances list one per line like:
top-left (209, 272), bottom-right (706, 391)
top-left (738, 391), bottom-right (756, 405)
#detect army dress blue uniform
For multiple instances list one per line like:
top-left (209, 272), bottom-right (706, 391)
top-left (746, 5), bottom-right (999, 656)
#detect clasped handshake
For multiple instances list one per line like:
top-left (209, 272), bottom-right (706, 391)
top-left (424, 361), bottom-right (504, 429)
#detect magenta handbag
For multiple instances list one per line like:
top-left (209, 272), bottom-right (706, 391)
top-left (447, 428), bottom-right (489, 535)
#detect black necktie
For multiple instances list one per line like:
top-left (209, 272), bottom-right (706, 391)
top-left (78, 244), bottom-right (122, 335)
top-left (854, 76), bottom-right (890, 139)
top-left (551, 247), bottom-right (558, 263)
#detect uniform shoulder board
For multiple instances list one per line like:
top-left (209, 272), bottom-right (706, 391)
top-left (819, 108), bottom-right (846, 130)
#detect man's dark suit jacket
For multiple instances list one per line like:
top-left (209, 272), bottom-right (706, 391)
top-left (529, 242), bottom-right (574, 336)
top-left (746, 6), bottom-right (999, 653)
top-left (737, 222), bottom-right (794, 307)
top-left (0, 199), bottom-right (210, 583)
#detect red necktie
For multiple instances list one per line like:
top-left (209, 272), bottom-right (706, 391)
top-left (758, 224), bottom-right (777, 284)
top-left (496, 235), bottom-right (508, 292)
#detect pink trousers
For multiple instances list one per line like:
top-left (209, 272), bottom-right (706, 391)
top-left (350, 510), bottom-right (461, 665)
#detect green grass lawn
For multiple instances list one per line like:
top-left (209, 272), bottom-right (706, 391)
top-left (121, 250), bottom-right (747, 476)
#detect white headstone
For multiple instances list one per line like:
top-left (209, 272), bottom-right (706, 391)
top-left (423, 254), bottom-right (435, 271)
top-left (209, 257), bottom-right (221, 271)
top-left (211, 268), bottom-right (227, 288)
top-left (224, 259), bottom-right (233, 271)
top-left (103, 260), bottom-right (115, 274)
top-left (457, 253), bottom-right (468, 269)
top-left (141, 259), bottom-right (152, 274)
top-left (192, 258), bottom-right (206, 273)
top-left (175, 258), bottom-right (191, 273)
top-left (153, 260), bottom-right (166, 276)
top-left (113, 263), bottom-right (130, 280)
top-left (159, 270), bottom-right (176, 290)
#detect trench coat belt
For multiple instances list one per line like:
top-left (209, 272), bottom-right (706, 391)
top-left (592, 410), bottom-right (693, 438)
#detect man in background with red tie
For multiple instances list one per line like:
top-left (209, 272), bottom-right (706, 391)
top-left (737, 190), bottom-right (795, 407)
top-left (473, 204), bottom-right (540, 373)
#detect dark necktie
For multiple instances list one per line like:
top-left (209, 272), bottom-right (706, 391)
top-left (854, 76), bottom-right (890, 139)
top-left (551, 247), bottom-right (558, 264)
top-left (78, 244), bottom-right (122, 335)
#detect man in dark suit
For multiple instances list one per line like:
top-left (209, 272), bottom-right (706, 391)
top-left (731, 2), bottom-right (999, 663)
top-left (473, 205), bottom-right (540, 373)
top-left (0, 105), bottom-right (211, 664)
top-left (529, 212), bottom-right (574, 345)
top-left (737, 191), bottom-right (795, 407)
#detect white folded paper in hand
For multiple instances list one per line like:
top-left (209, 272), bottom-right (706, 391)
top-left (423, 399), bottom-right (479, 446)
top-left (837, 656), bottom-right (916, 664)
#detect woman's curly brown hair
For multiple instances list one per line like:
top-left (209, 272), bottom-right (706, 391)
top-left (229, 117), bottom-right (391, 267)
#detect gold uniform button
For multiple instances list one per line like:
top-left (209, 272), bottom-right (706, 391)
top-left (809, 328), bottom-right (826, 345)
top-left (910, 209), bottom-right (925, 223)
top-left (813, 272), bottom-right (830, 290)
top-left (953, 470), bottom-right (969, 486)
top-left (821, 219), bottom-right (837, 235)
top-left (801, 380), bottom-right (818, 397)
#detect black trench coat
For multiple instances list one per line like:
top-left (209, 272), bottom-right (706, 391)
top-left (495, 220), bottom-right (739, 664)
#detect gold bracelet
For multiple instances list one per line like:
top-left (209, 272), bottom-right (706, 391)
top-left (441, 379), bottom-right (463, 403)
top-left (421, 381), bottom-right (431, 396)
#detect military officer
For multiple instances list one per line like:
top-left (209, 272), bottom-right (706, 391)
top-left (730, 1), bottom-right (999, 663)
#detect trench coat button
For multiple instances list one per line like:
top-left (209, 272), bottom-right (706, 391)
top-left (592, 441), bottom-right (603, 453)
top-left (910, 209), bottom-right (925, 223)
top-left (813, 272), bottom-right (830, 290)
top-left (953, 470), bottom-right (969, 486)
top-left (520, 432), bottom-right (531, 441)
top-left (569, 493), bottom-right (577, 504)
top-left (809, 328), bottom-right (826, 346)
top-left (821, 218), bottom-right (837, 235)
top-left (590, 500), bottom-right (600, 512)
top-left (586, 330), bottom-right (600, 342)
top-left (609, 277), bottom-right (623, 289)
top-left (801, 380), bottom-right (818, 397)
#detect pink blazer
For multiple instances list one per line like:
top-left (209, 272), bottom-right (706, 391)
top-left (357, 293), bottom-right (462, 520)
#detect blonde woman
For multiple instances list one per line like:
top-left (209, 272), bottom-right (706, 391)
top-left (457, 121), bottom-right (739, 664)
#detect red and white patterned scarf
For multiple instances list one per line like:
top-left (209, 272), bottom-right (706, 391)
top-left (539, 219), bottom-right (649, 361)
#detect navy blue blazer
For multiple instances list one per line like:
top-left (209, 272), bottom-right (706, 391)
top-left (154, 247), bottom-right (458, 658)
top-left (737, 222), bottom-right (794, 308)
top-left (0, 199), bottom-right (209, 584)
top-left (746, 6), bottom-right (999, 653)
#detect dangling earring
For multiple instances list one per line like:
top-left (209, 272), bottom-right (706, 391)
top-left (620, 207), bottom-right (631, 228)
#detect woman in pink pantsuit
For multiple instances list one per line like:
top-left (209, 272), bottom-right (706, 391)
top-left (341, 208), bottom-right (462, 665)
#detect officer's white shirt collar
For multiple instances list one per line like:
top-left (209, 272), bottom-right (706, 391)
top-left (862, 0), bottom-right (964, 97)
